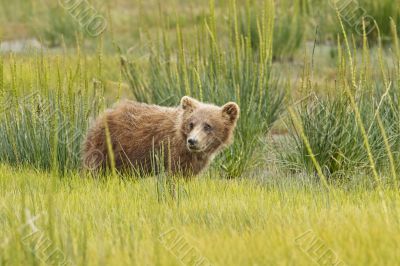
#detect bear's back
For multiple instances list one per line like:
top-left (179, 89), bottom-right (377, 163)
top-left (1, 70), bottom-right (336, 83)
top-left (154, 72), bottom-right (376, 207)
top-left (102, 100), bottom-right (182, 170)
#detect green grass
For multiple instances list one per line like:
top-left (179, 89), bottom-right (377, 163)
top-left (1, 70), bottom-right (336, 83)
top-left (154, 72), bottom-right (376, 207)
top-left (1, 164), bottom-right (400, 265)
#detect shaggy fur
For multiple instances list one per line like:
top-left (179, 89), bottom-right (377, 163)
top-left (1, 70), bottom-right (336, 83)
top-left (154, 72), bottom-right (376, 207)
top-left (82, 96), bottom-right (240, 176)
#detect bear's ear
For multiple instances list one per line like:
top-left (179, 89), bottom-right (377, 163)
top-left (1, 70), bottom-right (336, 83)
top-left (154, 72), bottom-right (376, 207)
top-left (181, 96), bottom-right (199, 112)
top-left (222, 102), bottom-right (240, 123)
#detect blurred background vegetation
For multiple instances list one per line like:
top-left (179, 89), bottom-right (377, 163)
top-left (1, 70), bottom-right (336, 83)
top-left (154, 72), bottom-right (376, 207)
top-left (0, 0), bottom-right (397, 52)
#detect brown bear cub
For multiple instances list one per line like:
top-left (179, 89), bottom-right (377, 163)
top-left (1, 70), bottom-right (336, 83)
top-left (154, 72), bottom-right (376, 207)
top-left (82, 96), bottom-right (240, 176)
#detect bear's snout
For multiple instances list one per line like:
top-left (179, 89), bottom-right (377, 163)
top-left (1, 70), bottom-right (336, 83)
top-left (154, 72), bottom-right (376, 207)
top-left (187, 137), bottom-right (201, 152)
top-left (187, 138), bottom-right (198, 146)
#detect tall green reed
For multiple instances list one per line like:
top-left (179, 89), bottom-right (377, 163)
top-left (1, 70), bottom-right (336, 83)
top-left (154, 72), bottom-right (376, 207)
top-left (283, 18), bottom-right (400, 181)
top-left (237, 0), bottom-right (304, 60)
top-left (359, 0), bottom-right (400, 43)
top-left (0, 51), bottom-right (104, 175)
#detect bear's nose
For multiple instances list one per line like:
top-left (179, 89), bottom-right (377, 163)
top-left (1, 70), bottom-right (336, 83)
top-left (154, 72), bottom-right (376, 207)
top-left (187, 138), bottom-right (198, 146)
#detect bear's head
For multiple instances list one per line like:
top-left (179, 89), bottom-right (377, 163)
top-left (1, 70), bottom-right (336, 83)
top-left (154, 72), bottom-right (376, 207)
top-left (179, 96), bottom-right (240, 155)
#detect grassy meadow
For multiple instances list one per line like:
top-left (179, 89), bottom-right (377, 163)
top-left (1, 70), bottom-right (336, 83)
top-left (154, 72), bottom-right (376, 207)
top-left (1, 0), bottom-right (400, 265)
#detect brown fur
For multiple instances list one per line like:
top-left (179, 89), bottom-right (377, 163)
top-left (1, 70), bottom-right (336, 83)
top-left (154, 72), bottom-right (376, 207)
top-left (82, 96), bottom-right (239, 176)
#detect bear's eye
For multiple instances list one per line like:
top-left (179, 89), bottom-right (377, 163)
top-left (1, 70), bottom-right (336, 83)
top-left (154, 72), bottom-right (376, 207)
top-left (189, 122), bottom-right (194, 130)
top-left (204, 123), bottom-right (212, 132)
